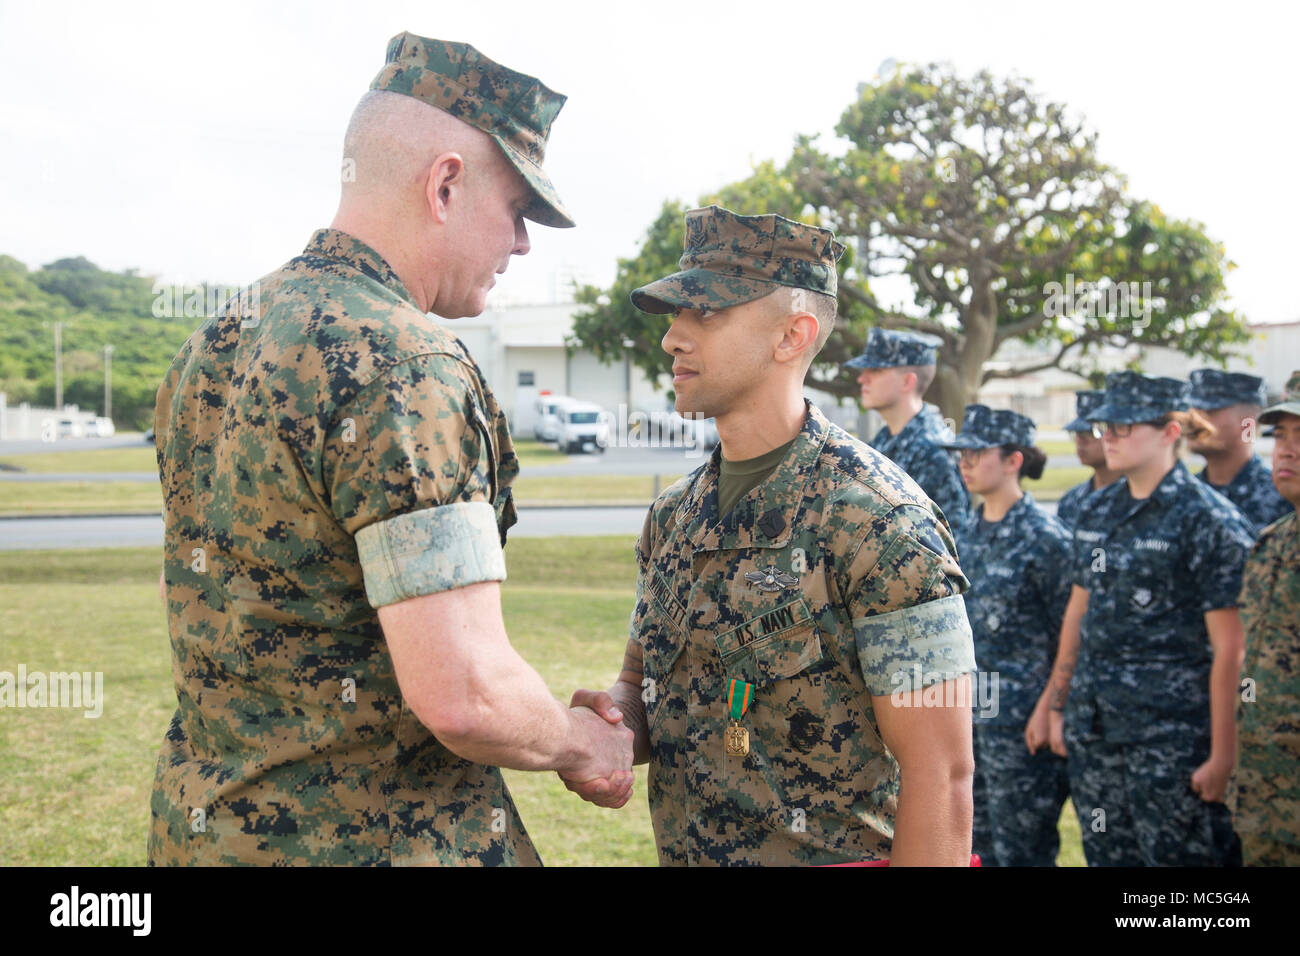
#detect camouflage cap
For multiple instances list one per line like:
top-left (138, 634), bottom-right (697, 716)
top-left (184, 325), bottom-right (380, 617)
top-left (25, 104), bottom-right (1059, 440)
top-left (1089, 371), bottom-right (1190, 424)
top-left (940, 404), bottom-right (1036, 450)
top-left (629, 205), bottom-right (845, 315)
top-left (1259, 369), bottom-right (1300, 425)
top-left (370, 32), bottom-right (574, 228)
top-left (844, 327), bottom-right (943, 369)
top-left (1064, 389), bottom-right (1107, 433)
top-left (1188, 369), bottom-right (1268, 410)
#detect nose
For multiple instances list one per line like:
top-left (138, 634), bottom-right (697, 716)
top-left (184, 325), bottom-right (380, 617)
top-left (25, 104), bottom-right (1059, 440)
top-left (857, 369), bottom-right (870, 385)
top-left (661, 313), bottom-right (690, 356)
top-left (513, 217), bottom-right (530, 257)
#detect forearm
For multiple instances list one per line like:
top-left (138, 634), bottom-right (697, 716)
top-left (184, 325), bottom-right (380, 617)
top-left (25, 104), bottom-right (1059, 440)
top-left (1207, 650), bottom-right (1243, 766)
top-left (1045, 588), bottom-right (1087, 710)
top-left (440, 649), bottom-right (591, 773)
top-left (891, 763), bottom-right (973, 866)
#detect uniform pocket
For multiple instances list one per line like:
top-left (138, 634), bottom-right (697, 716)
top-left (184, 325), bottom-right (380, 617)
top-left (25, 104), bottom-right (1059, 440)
top-left (714, 597), bottom-right (823, 686)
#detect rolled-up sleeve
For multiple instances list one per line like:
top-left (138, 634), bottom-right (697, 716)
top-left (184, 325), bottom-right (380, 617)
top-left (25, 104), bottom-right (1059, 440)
top-left (324, 353), bottom-right (504, 607)
top-left (845, 503), bottom-right (976, 696)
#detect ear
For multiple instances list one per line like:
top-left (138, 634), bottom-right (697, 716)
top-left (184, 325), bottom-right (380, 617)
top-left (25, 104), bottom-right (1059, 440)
top-left (774, 310), bottom-right (819, 365)
top-left (424, 151), bottom-right (466, 224)
top-left (1004, 449), bottom-right (1024, 475)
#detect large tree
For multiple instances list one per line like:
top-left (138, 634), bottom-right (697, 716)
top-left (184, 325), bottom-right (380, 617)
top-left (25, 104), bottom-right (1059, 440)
top-left (572, 63), bottom-right (1248, 423)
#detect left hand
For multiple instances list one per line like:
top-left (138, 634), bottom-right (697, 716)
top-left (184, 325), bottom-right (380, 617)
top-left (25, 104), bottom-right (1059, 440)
top-left (1190, 756), bottom-right (1233, 803)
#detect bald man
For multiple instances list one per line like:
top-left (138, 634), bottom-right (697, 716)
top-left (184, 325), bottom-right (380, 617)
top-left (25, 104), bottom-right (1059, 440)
top-left (148, 34), bottom-right (632, 866)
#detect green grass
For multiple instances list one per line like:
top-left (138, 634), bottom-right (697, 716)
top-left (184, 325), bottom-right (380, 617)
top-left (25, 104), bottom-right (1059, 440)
top-left (1040, 439), bottom-right (1079, 458)
top-left (0, 446), bottom-right (159, 473)
top-left (0, 538), bottom-right (1085, 866)
top-left (1024, 465), bottom-right (1092, 501)
top-left (0, 481), bottom-right (163, 516)
top-left (512, 439), bottom-right (568, 468)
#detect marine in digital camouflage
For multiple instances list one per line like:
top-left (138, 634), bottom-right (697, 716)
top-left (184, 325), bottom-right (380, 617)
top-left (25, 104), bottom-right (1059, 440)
top-left (630, 205), bottom-right (844, 315)
top-left (148, 228), bottom-right (540, 866)
top-left (369, 32), bottom-right (574, 228)
top-left (869, 405), bottom-right (972, 529)
top-left (1234, 510), bottom-right (1300, 865)
top-left (1064, 461), bottom-right (1254, 866)
top-left (631, 401), bottom-right (975, 866)
top-left (1196, 453), bottom-right (1291, 536)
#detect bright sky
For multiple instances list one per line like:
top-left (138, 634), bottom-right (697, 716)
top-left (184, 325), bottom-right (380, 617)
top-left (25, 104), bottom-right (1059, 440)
top-left (1, 0), bottom-right (1295, 321)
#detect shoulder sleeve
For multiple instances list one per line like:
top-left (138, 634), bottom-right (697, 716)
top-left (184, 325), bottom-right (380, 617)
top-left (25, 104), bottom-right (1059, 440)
top-left (916, 445), bottom-right (972, 529)
top-left (845, 502), bottom-right (976, 696)
top-left (1184, 499), bottom-right (1255, 613)
top-left (323, 353), bottom-right (504, 608)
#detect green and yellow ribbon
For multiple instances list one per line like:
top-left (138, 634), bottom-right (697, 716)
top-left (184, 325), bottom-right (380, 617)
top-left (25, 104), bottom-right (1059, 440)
top-left (727, 678), bottom-right (753, 721)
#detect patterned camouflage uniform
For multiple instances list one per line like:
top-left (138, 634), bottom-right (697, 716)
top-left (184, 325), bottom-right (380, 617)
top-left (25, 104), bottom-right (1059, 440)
top-left (845, 329), bottom-right (973, 530)
top-left (148, 33), bottom-right (575, 866)
top-left (1065, 372), bottom-right (1254, 867)
top-left (944, 406), bottom-right (1072, 866)
top-left (1189, 369), bottom-right (1291, 534)
top-left (1234, 372), bottom-right (1300, 865)
top-left (1198, 455), bottom-right (1291, 536)
top-left (1055, 390), bottom-right (1108, 532)
top-left (630, 207), bottom-right (975, 865)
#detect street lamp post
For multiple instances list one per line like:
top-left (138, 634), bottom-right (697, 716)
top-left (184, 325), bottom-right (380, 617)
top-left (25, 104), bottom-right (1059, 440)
top-left (104, 344), bottom-right (114, 422)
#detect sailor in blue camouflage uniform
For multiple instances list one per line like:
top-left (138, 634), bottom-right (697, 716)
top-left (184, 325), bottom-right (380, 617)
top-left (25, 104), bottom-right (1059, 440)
top-left (1038, 372), bottom-right (1253, 866)
top-left (1055, 390), bottom-right (1119, 532)
top-left (847, 328), bottom-right (973, 530)
top-left (1188, 369), bottom-right (1291, 535)
top-left (942, 405), bottom-right (1072, 866)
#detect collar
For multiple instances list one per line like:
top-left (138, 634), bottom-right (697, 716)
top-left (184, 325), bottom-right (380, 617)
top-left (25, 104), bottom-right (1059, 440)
top-left (302, 228), bottom-right (418, 308)
top-left (678, 400), bottom-right (831, 553)
top-left (1114, 460), bottom-right (1192, 523)
top-left (973, 491), bottom-right (1035, 537)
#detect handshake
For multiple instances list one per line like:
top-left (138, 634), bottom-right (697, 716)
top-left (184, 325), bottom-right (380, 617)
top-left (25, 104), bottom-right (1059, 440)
top-left (559, 687), bottom-right (638, 810)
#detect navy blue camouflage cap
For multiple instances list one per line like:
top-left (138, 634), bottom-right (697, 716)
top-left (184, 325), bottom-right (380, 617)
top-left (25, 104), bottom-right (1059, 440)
top-left (844, 327), bottom-right (943, 369)
top-left (1089, 371), bottom-right (1190, 424)
top-left (370, 32), bottom-right (574, 228)
top-left (1188, 369), bottom-right (1268, 410)
top-left (1259, 369), bottom-right (1300, 426)
top-left (630, 205), bottom-right (845, 314)
top-left (1064, 389), bottom-right (1106, 432)
top-left (939, 404), bottom-right (1037, 450)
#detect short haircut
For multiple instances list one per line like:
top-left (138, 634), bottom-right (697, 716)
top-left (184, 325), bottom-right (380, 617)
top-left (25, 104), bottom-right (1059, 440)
top-left (903, 363), bottom-right (937, 396)
top-left (768, 287), bottom-right (838, 370)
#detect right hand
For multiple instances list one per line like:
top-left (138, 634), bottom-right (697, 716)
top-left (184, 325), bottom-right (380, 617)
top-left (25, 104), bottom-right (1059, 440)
top-left (1048, 708), bottom-right (1067, 758)
top-left (560, 696), bottom-right (634, 808)
top-left (1024, 696), bottom-right (1051, 754)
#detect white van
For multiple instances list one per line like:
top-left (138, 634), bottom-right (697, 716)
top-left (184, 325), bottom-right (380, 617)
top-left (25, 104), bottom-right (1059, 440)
top-left (533, 394), bottom-right (574, 442)
top-left (558, 401), bottom-right (610, 454)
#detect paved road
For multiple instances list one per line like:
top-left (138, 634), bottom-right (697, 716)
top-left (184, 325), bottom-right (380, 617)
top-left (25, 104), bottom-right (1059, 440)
top-left (0, 507), bottom-right (658, 551)
top-left (1, 500), bottom-right (1064, 552)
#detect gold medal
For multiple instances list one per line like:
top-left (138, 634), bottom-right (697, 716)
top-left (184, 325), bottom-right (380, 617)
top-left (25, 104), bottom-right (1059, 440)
top-left (725, 678), bottom-right (753, 757)
top-left (725, 721), bottom-right (750, 756)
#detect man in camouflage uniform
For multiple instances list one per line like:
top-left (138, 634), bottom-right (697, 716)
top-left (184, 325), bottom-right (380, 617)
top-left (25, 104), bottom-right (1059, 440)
top-left (845, 328), bottom-right (972, 530)
top-left (1042, 372), bottom-right (1253, 866)
top-left (1188, 369), bottom-right (1291, 535)
top-left (567, 205), bottom-right (977, 865)
top-left (148, 33), bottom-right (632, 866)
top-left (942, 405), bottom-right (1072, 866)
top-left (1234, 370), bottom-right (1300, 865)
top-left (1055, 389), bottom-right (1119, 532)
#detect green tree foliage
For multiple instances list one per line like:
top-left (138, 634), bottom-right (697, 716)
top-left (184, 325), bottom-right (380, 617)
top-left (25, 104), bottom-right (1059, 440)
top-left (0, 255), bottom-right (209, 430)
top-left (572, 63), bottom-right (1249, 422)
